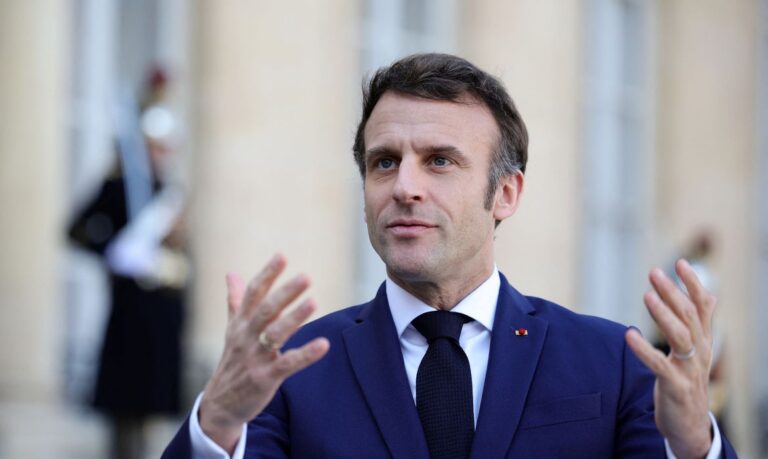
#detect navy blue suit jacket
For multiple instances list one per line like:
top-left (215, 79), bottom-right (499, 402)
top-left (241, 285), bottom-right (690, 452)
top-left (163, 274), bottom-right (737, 458)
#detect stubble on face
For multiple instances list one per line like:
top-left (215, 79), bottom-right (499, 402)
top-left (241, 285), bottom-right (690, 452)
top-left (362, 92), bottom-right (501, 308)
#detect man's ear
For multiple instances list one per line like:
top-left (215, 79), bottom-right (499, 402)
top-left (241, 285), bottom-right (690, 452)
top-left (492, 171), bottom-right (524, 222)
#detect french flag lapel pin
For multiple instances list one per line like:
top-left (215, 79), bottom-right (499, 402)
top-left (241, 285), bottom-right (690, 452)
top-left (515, 327), bottom-right (528, 336)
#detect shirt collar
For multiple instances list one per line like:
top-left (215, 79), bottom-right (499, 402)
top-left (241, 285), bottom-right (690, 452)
top-left (386, 267), bottom-right (500, 338)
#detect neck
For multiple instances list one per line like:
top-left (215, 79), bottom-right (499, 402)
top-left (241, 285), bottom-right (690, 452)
top-left (387, 265), bottom-right (494, 310)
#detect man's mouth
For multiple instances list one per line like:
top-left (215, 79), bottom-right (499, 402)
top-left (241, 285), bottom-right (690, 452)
top-left (386, 219), bottom-right (437, 237)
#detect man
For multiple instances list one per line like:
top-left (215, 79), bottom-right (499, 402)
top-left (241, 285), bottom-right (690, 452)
top-left (164, 54), bottom-right (736, 458)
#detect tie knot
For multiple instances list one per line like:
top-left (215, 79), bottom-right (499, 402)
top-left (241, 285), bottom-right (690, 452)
top-left (412, 310), bottom-right (472, 343)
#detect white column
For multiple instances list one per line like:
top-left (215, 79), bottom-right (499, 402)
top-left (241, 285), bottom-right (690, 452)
top-left (581, 0), bottom-right (656, 328)
top-left (68, 0), bottom-right (118, 212)
top-left (0, 0), bottom-right (70, 401)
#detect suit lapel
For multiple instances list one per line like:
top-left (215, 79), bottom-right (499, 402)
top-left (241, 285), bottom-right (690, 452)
top-left (343, 285), bottom-right (430, 459)
top-left (471, 274), bottom-right (548, 458)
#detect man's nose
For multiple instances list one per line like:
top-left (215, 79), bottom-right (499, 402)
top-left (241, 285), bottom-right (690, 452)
top-left (392, 158), bottom-right (424, 204)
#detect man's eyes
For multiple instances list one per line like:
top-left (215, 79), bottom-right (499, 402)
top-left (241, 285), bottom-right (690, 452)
top-left (431, 156), bottom-right (449, 167)
top-left (376, 158), bottom-right (396, 169)
top-left (371, 155), bottom-right (451, 170)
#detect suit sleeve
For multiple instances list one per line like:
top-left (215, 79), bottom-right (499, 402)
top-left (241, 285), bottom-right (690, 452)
top-left (161, 390), bottom-right (288, 459)
top-left (241, 387), bottom-right (291, 458)
top-left (614, 331), bottom-right (667, 456)
top-left (161, 416), bottom-right (194, 459)
top-left (616, 331), bottom-right (739, 458)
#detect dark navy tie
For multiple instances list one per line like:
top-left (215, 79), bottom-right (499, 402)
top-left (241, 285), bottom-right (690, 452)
top-left (412, 311), bottom-right (474, 459)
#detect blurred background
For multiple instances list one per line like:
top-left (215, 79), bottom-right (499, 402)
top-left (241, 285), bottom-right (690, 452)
top-left (1, 0), bottom-right (767, 457)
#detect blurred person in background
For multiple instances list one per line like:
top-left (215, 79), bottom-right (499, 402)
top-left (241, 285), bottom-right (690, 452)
top-left (69, 68), bottom-right (188, 459)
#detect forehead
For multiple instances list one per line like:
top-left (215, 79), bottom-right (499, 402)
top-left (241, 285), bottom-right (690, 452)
top-left (363, 92), bottom-right (499, 154)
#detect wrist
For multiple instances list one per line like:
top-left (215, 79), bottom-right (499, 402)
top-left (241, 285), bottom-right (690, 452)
top-left (199, 396), bottom-right (244, 454)
top-left (667, 418), bottom-right (713, 459)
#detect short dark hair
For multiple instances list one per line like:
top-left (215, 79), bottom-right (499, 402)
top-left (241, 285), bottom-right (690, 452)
top-left (352, 53), bottom-right (528, 210)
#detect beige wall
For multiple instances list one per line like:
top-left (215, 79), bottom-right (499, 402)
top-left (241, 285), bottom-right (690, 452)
top-left (0, 0), bottom-right (69, 400)
top-left (0, 1), bottom-right (81, 455)
top-left (188, 1), bottom-right (360, 368)
top-left (656, 0), bottom-right (760, 453)
top-left (462, 0), bottom-right (584, 308)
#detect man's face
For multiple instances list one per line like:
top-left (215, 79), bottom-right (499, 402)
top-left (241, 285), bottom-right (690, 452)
top-left (363, 92), bottom-right (517, 288)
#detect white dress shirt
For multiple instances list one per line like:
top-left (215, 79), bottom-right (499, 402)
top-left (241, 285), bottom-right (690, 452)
top-left (386, 267), bottom-right (499, 425)
top-left (189, 268), bottom-right (722, 459)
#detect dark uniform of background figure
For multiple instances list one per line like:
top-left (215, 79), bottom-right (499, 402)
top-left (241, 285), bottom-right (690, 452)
top-left (68, 68), bottom-right (187, 459)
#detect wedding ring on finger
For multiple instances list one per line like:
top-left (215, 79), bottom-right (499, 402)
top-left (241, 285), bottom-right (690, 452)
top-left (672, 345), bottom-right (696, 361)
top-left (258, 331), bottom-right (281, 353)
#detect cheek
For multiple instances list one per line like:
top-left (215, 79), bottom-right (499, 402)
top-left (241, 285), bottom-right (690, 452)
top-left (436, 184), bottom-right (484, 218)
top-left (363, 192), bottom-right (383, 223)
top-left (451, 195), bottom-right (496, 233)
top-left (363, 203), bottom-right (375, 230)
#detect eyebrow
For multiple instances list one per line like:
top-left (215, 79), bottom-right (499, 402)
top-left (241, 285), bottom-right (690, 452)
top-left (425, 144), bottom-right (466, 158)
top-left (364, 146), bottom-right (398, 161)
top-left (365, 144), bottom-right (467, 160)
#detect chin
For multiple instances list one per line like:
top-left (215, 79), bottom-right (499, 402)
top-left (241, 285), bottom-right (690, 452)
top-left (383, 253), bottom-right (438, 282)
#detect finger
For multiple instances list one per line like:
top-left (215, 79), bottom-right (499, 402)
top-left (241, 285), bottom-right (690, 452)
top-left (649, 268), bottom-right (704, 345)
top-left (226, 272), bottom-right (246, 318)
top-left (260, 298), bottom-right (317, 350)
top-left (675, 259), bottom-right (717, 336)
top-left (270, 337), bottom-right (330, 380)
top-left (625, 328), bottom-right (675, 381)
top-left (250, 274), bottom-right (311, 332)
top-left (644, 290), bottom-right (694, 356)
top-left (241, 254), bottom-right (287, 316)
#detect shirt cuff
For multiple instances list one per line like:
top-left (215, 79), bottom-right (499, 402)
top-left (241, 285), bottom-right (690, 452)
top-left (189, 392), bottom-right (248, 459)
top-left (664, 412), bottom-right (723, 459)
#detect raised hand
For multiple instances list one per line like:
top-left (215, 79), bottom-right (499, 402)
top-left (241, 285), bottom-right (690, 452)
top-left (198, 254), bottom-right (330, 453)
top-left (626, 259), bottom-right (717, 459)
